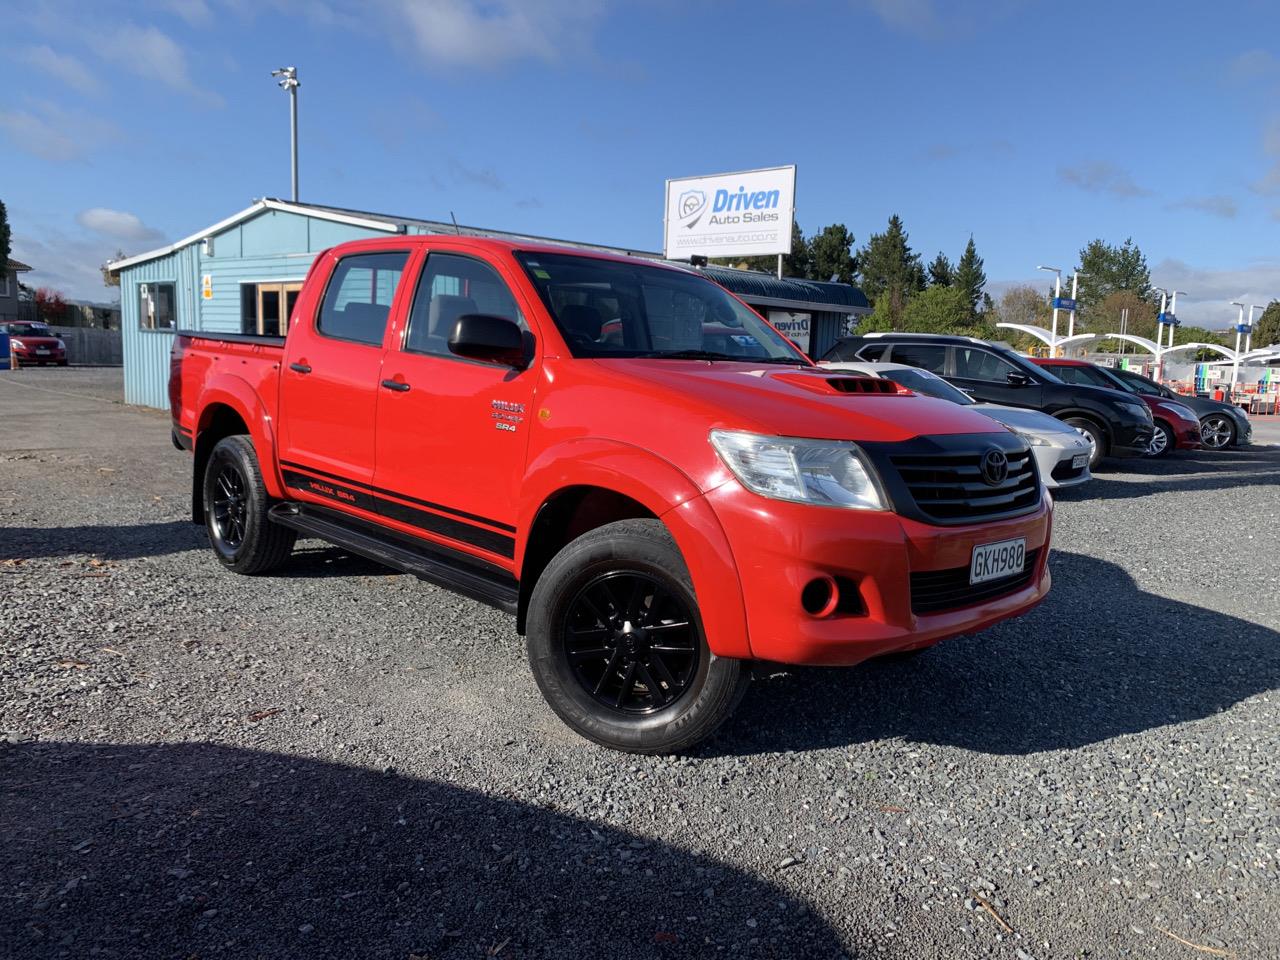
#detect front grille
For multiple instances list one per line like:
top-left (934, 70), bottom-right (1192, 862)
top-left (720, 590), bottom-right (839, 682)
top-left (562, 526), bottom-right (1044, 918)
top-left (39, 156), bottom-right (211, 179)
top-left (911, 548), bottom-right (1041, 615)
top-left (889, 447), bottom-right (1040, 523)
top-left (1051, 460), bottom-right (1086, 482)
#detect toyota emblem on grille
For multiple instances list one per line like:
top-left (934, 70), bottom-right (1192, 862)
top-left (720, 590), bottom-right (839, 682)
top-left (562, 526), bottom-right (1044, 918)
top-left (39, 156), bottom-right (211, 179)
top-left (980, 449), bottom-right (1009, 485)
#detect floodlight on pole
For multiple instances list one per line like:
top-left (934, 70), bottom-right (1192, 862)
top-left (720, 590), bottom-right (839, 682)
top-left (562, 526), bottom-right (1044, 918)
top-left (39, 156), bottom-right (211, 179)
top-left (1038, 265), bottom-right (1062, 354)
top-left (271, 66), bottom-right (300, 201)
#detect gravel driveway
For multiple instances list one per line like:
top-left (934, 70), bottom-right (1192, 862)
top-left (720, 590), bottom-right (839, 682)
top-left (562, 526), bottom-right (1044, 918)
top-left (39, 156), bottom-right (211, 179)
top-left (3, 368), bottom-right (1278, 959)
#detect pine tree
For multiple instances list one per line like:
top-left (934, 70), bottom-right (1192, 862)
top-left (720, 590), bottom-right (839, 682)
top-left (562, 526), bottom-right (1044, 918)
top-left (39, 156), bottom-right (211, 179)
top-left (953, 236), bottom-right (986, 318)
top-left (809, 223), bottom-right (857, 284)
top-left (927, 252), bottom-right (953, 287)
top-left (857, 215), bottom-right (924, 328)
top-left (1074, 238), bottom-right (1152, 310)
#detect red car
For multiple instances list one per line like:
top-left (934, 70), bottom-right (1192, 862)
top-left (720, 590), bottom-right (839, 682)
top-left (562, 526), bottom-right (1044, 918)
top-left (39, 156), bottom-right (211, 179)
top-left (170, 236), bottom-right (1052, 753)
top-left (1032, 359), bottom-right (1201, 457)
top-left (0, 321), bottom-right (67, 366)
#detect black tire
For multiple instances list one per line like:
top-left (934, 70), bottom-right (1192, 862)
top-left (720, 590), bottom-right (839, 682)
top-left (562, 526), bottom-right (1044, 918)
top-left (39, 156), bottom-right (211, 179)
top-left (1147, 421), bottom-right (1174, 458)
top-left (201, 435), bottom-right (296, 575)
top-left (526, 518), bottom-right (750, 754)
top-left (1200, 414), bottom-right (1236, 450)
top-left (1062, 417), bottom-right (1105, 468)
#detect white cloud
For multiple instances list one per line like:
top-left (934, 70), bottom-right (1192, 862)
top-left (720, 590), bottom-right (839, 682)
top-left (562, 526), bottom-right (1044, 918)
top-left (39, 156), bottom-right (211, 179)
top-left (1148, 257), bottom-right (1280, 325)
top-left (158, 0), bottom-right (213, 25)
top-left (1058, 161), bottom-right (1151, 198)
top-left (1227, 49), bottom-right (1279, 81)
top-left (11, 228), bottom-right (126, 302)
top-left (89, 23), bottom-right (224, 107)
top-left (1165, 195), bottom-right (1238, 219)
top-left (0, 99), bottom-right (121, 162)
top-left (22, 45), bottom-right (100, 96)
top-left (76, 208), bottom-right (165, 243)
top-left (389, 0), bottom-right (606, 67)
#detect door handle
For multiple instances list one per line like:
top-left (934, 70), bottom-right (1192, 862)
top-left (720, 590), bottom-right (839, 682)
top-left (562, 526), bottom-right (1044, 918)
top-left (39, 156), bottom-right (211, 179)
top-left (380, 378), bottom-right (411, 392)
top-left (289, 362), bottom-right (312, 374)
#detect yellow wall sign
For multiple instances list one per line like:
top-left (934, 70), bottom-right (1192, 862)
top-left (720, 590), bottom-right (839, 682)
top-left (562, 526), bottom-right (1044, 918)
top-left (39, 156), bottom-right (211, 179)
top-left (201, 274), bottom-right (213, 299)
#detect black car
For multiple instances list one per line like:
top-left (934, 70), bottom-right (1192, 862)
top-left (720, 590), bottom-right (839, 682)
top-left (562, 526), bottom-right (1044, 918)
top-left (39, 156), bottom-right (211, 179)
top-left (823, 333), bottom-right (1154, 468)
top-left (1108, 367), bottom-right (1252, 450)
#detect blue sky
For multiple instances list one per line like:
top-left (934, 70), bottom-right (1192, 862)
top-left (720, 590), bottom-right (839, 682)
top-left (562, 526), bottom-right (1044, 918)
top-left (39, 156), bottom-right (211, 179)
top-left (3, 0), bottom-right (1279, 326)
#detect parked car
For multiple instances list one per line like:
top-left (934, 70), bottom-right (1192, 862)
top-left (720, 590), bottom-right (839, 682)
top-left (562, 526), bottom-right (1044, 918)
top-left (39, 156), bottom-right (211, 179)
top-left (821, 360), bottom-right (1094, 489)
top-left (0, 321), bottom-right (66, 366)
top-left (1031, 359), bottom-right (1201, 458)
top-left (823, 333), bottom-right (1153, 469)
top-left (171, 237), bottom-right (1053, 754)
top-left (1107, 367), bottom-right (1252, 450)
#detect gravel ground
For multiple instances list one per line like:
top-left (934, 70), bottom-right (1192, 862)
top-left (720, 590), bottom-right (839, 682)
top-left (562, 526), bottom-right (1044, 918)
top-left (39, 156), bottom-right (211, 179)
top-left (2, 367), bottom-right (1278, 960)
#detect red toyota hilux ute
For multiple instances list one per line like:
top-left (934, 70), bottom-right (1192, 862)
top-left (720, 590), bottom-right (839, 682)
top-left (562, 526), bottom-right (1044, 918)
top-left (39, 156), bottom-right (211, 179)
top-left (170, 236), bottom-right (1053, 753)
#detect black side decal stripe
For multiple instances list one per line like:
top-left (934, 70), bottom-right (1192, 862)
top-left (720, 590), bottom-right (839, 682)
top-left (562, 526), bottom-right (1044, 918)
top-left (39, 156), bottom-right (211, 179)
top-left (281, 469), bottom-right (516, 559)
top-left (279, 459), bottom-right (516, 533)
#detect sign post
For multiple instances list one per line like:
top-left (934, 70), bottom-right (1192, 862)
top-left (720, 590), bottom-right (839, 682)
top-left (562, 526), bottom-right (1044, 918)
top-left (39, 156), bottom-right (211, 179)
top-left (664, 165), bottom-right (796, 263)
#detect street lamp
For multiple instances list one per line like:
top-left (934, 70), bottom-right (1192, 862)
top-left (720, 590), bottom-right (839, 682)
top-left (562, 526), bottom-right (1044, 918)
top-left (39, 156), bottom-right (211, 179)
top-left (271, 66), bottom-right (300, 201)
top-left (1038, 265), bottom-right (1062, 354)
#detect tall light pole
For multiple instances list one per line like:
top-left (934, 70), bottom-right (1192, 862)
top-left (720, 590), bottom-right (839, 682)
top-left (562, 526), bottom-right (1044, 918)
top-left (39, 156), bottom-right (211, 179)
top-left (1231, 301), bottom-right (1246, 393)
top-left (1038, 265), bottom-right (1062, 355)
top-left (272, 66), bottom-right (300, 201)
top-left (1067, 270), bottom-right (1081, 340)
top-left (1151, 287), bottom-right (1168, 379)
top-left (1167, 290), bottom-right (1186, 350)
top-left (1246, 303), bottom-right (1264, 354)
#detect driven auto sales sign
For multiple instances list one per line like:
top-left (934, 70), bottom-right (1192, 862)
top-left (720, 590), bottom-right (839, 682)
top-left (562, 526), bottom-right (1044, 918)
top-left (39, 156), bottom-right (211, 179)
top-left (664, 165), bottom-right (796, 260)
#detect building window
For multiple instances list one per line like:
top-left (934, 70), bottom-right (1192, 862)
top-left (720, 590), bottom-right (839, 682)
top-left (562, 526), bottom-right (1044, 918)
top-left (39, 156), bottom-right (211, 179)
top-left (318, 252), bottom-right (408, 346)
top-left (0, 272), bottom-right (10, 297)
top-left (241, 281), bottom-right (303, 336)
top-left (139, 282), bottom-right (176, 330)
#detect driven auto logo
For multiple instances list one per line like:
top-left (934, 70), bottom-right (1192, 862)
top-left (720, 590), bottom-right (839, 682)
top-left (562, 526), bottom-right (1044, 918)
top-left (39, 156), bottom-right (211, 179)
top-left (980, 449), bottom-right (1009, 485)
top-left (678, 190), bottom-right (707, 229)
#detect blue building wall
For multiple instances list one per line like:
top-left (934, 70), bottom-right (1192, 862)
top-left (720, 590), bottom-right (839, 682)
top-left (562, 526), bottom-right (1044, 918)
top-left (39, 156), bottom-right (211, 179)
top-left (120, 209), bottom-right (390, 409)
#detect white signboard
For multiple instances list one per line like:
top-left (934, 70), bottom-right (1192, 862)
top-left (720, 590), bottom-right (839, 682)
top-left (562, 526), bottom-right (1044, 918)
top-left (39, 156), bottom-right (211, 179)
top-left (664, 165), bottom-right (795, 260)
top-left (768, 310), bottom-right (810, 354)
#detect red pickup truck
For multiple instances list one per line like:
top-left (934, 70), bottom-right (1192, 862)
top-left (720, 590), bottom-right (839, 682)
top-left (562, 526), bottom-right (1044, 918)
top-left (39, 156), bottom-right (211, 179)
top-left (170, 236), bottom-right (1052, 753)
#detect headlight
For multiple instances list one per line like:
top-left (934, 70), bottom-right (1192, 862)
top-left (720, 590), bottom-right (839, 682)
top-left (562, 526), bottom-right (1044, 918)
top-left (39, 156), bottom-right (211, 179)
top-left (9, 338), bottom-right (24, 349)
top-left (1116, 400), bottom-right (1152, 422)
top-left (56, 339), bottom-right (66, 350)
top-left (1007, 426), bottom-right (1049, 447)
top-left (710, 429), bottom-right (888, 510)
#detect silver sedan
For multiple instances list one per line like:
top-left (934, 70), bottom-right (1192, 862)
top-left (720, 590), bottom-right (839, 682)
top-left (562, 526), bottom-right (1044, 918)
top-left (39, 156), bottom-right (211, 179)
top-left (821, 361), bottom-right (1094, 490)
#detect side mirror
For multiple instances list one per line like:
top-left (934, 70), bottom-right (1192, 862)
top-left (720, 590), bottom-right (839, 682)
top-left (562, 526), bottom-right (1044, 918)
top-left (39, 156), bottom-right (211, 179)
top-left (1006, 370), bottom-right (1032, 387)
top-left (448, 314), bottom-right (527, 368)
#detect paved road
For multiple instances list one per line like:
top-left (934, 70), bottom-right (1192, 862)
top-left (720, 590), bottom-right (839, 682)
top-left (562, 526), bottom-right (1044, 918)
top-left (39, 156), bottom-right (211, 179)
top-left (2, 368), bottom-right (1278, 959)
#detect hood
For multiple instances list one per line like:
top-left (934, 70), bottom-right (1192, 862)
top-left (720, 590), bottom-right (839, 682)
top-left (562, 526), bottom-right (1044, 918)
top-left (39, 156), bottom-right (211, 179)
top-left (13, 336), bottom-right (62, 345)
top-left (971, 402), bottom-right (1080, 436)
top-left (591, 360), bottom-right (1008, 442)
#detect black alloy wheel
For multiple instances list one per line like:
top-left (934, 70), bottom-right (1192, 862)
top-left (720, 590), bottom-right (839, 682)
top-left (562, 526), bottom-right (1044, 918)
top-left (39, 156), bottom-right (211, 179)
top-left (562, 571), bottom-right (701, 715)
top-left (1200, 414), bottom-right (1236, 450)
top-left (210, 462), bottom-right (249, 554)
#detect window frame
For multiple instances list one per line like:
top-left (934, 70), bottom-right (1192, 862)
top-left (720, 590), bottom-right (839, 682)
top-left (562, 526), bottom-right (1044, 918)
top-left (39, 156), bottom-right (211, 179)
top-left (885, 342), bottom-right (948, 374)
top-left (239, 278), bottom-right (306, 336)
top-left (954, 345), bottom-right (1020, 383)
top-left (0, 272), bottom-right (10, 298)
top-left (137, 280), bottom-right (178, 333)
top-left (400, 250), bottom-right (526, 361)
top-left (314, 250), bottom-right (412, 349)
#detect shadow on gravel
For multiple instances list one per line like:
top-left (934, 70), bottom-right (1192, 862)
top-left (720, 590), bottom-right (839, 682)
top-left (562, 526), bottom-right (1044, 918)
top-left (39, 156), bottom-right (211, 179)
top-left (277, 545), bottom-right (401, 579)
top-left (725, 550), bottom-right (1279, 757)
top-left (0, 521), bottom-right (201, 562)
top-left (1060, 445), bottom-right (1280, 500)
top-left (0, 742), bottom-right (847, 960)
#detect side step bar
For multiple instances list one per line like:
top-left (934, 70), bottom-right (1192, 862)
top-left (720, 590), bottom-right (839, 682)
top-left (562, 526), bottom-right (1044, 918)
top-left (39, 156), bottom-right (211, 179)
top-left (268, 502), bottom-right (519, 615)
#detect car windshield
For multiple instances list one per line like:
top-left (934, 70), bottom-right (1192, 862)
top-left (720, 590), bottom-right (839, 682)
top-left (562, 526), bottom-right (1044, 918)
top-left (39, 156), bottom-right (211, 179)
top-left (4, 323), bottom-right (54, 337)
top-left (515, 252), bottom-right (808, 363)
top-left (1115, 370), bottom-right (1162, 396)
top-left (881, 367), bottom-right (974, 405)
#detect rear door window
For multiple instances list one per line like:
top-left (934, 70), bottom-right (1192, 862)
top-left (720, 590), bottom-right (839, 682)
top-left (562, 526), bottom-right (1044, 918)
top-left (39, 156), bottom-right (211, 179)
top-left (318, 252), bottom-right (409, 346)
top-left (887, 342), bottom-right (946, 373)
top-left (955, 347), bottom-right (1017, 382)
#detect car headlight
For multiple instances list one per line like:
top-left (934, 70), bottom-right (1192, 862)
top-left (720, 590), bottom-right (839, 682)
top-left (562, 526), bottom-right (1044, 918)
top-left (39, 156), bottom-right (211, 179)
top-left (56, 339), bottom-right (66, 350)
top-left (1006, 425), bottom-right (1049, 447)
top-left (710, 429), bottom-right (888, 510)
top-left (1116, 400), bottom-right (1152, 422)
top-left (9, 338), bottom-right (24, 349)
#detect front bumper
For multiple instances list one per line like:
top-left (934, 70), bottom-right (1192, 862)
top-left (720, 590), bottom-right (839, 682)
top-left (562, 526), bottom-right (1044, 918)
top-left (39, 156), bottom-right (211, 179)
top-left (1033, 441), bottom-right (1091, 489)
top-left (13, 347), bottom-right (65, 363)
top-left (705, 481), bottom-right (1052, 666)
top-left (1111, 419), bottom-right (1154, 458)
top-left (1171, 417), bottom-right (1202, 451)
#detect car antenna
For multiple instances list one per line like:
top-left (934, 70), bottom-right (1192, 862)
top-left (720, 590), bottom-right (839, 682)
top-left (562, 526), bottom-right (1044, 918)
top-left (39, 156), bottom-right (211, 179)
top-left (449, 211), bottom-right (462, 235)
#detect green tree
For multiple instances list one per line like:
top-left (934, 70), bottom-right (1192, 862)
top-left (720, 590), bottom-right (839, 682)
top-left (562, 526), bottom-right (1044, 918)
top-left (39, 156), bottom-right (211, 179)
top-left (101, 248), bottom-right (125, 288)
top-left (953, 236), bottom-right (986, 318)
top-left (899, 284), bottom-right (972, 333)
top-left (1091, 289), bottom-right (1158, 347)
top-left (926, 252), bottom-right (953, 287)
top-left (713, 221), bottom-right (811, 277)
top-left (808, 223), bottom-right (857, 284)
top-left (1074, 237), bottom-right (1153, 311)
top-left (0, 200), bottom-right (11, 275)
top-left (1253, 300), bottom-right (1280, 349)
top-left (857, 215), bottom-right (924, 328)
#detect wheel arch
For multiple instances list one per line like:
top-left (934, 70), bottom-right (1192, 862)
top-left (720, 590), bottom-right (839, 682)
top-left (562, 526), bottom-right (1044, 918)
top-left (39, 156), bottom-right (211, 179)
top-left (191, 380), bottom-right (280, 524)
top-left (1054, 408), bottom-right (1112, 453)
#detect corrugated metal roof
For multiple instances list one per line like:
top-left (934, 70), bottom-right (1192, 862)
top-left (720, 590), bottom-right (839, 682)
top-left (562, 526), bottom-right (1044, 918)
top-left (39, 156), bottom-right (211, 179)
top-left (697, 265), bottom-right (869, 313)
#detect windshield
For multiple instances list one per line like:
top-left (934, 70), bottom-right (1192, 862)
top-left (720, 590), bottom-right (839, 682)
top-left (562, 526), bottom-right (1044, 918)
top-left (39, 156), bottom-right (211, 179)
top-left (881, 367), bottom-right (974, 405)
top-left (3, 323), bottom-right (54, 337)
top-left (515, 252), bottom-right (808, 363)
top-left (1050, 362), bottom-right (1135, 393)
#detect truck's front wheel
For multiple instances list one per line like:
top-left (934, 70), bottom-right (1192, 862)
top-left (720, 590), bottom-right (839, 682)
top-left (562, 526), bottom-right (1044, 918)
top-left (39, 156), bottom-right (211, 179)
top-left (526, 519), bottom-right (749, 754)
top-left (202, 435), bottom-right (296, 575)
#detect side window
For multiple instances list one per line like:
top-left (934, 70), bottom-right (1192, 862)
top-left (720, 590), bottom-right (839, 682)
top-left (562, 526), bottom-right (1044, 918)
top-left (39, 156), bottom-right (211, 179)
top-left (888, 343), bottom-right (946, 373)
top-left (318, 252), bottom-right (409, 346)
top-left (1052, 365), bottom-right (1104, 388)
top-left (405, 253), bottom-right (524, 357)
top-left (955, 347), bottom-right (1016, 382)
top-left (139, 282), bottom-right (176, 330)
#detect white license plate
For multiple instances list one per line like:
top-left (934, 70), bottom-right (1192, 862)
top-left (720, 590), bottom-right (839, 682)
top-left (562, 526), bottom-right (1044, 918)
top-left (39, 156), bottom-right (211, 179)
top-left (36, 348), bottom-right (50, 354)
top-left (1071, 453), bottom-right (1088, 469)
top-left (969, 537), bottom-right (1026, 585)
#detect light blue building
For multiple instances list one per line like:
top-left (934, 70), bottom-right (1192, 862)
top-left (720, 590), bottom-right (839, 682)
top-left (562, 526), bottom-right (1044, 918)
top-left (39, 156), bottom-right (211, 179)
top-left (109, 198), bottom-right (868, 409)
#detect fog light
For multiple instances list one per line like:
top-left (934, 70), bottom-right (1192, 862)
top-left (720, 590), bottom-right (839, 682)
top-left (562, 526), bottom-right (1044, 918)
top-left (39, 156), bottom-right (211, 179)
top-left (801, 575), bottom-right (839, 618)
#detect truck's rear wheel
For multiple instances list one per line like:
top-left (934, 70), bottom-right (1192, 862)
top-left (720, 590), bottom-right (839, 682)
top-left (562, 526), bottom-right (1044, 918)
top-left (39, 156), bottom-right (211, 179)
top-left (202, 435), bottom-right (296, 574)
top-left (526, 519), bottom-right (749, 754)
